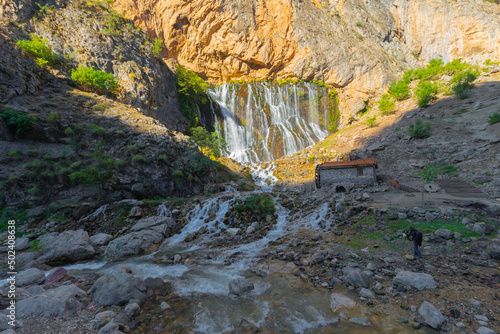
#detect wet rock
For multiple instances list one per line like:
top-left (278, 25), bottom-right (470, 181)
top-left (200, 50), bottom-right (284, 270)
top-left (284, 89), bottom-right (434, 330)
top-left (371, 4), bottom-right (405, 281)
top-left (349, 317), bottom-right (373, 326)
top-left (90, 233), bottom-right (113, 246)
top-left (130, 216), bottom-right (179, 237)
top-left (359, 288), bottom-right (375, 299)
top-left (89, 273), bottom-right (147, 306)
top-left (98, 321), bottom-right (124, 334)
top-left (229, 278), bottom-right (254, 296)
top-left (93, 311), bottom-right (117, 329)
top-left (330, 293), bottom-right (358, 312)
top-left (45, 267), bottom-right (68, 285)
top-left (473, 223), bottom-right (495, 235)
top-left (419, 301), bottom-right (446, 329)
top-left (435, 229), bottom-right (454, 240)
top-left (393, 271), bottom-right (437, 291)
top-left (343, 267), bottom-right (372, 288)
top-left (36, 230), bottom-right (95, 265)
top-left (227, 228), bottom-right (242, 236)
top-left (125, 303), bottom-right (140, 317)
top-left (16, 268), bottom-right (46, 287)
top-left (144, 277), bottom-right (166, 291)
top-left (104, 230), bottom-right (164, 259)
top-left (16, 285), bottom-right (86, 319)
top-left (477, 327), bottom-right (496, 334)
top-left (239, 319), bottom-right (260, 332)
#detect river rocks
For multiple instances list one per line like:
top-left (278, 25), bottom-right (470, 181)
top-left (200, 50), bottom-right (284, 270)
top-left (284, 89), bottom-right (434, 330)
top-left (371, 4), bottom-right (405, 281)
top-left (45, 267), bottom-right (68, 285)
top-left (15, 237), bottom-right (30, 251)
top-left (349, 317), bottom-right (373, 326)
top-left (473, 223), bottom-right (495, 235)
top-left (125, 303), bottom-right (140, 317)
top-left (393, 271), bottom-right (437, 291)
top-left (435, 229), bottom-right (454, 240)
top-left (36, 230), bottom-right (95, 265)
top-left (228, 278), bottom-right (254, 296)
top-left (16, 285), bottom-right (86, 319)
top-left (330, 293), bottom-right (358, 312)
top-left (89, 273), bottom-right (146, 306)
top-left (144, 277), bottom-right (166, 291)
top-left (97, 321), bottom-right (124, 334)
top-left (90, 233), bottom-right (113, 246)
top-left (93, 311), bottom-right (117, 329)
top-left (488, 242), bottom-right (500, 260)
top-left (359, 288), bottom-right (375, 299)
top-left (130, 216), bottom-right (179, 237)
top-left (104, 230), bottom-right (164, 259)
top-left (342, 267), bottom-right (371, 288)
top-left (227, 228), bottom-right (242, 236)
top-left (16, 268), bottom-right (45, 287)
top-left (0, 314), bottom-right (21, 331)
top-left (419, 301), bottom-right (446, 329)
top-left (160, 301), bottom-right (171, 311)
top-left (477, 327), bottom-right (496, 334)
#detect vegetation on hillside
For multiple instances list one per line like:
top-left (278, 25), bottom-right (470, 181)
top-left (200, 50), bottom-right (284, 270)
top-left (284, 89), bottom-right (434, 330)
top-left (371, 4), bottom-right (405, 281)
top-left (175, 65), bottom-right (210, 127)
top-left (71, 65), bottom-right (119, 93)
top-left (1, 109), bottom-right (37, 139)
top-left (234, 194), bottom-right (275, 218)
top-left (16, 34), bottom-right (60, 68)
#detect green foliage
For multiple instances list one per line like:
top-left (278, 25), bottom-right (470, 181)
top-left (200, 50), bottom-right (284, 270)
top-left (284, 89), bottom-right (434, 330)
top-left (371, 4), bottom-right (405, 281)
top-left (364, 115), bottom-right (377, 128)
top-left (29, 239), bottom-right (41, 252)
top-left (24, 160), bottom-right (43, 169)
top-left (47, 111), bottom-right (60, 122)
top-left (327, 89), bottom-right (339, 132)
top-left (488, 111), bottom-right (500, 124)
top-left (103, 8), bottom-right (127, 35)
top-left (27, 186), bottom-right (39, 195)
top-left (175, 65), bottom-right (210, 126)
top-left (88, 124), bottom-right (106, 136)
top-left (71, 65), bottom-right (118, 92)
top-left (64, 127), bottom-right (75, 136)
top-left (414, 81), bottom-right (439, 107)
top-left (1, 109), bottom-right (37, 139)
top-left (234, 194), bottom-right (275, 217)
top-left (158, 154), bottom-right (168, 161)
top-left (7, 150), bottom-right (21, 157)
top-left (189, 126), bottom-right (225, 157)
top-left (378, 94), bottom-right (395, 114)
top-left (152, 38), bottom-right (164, 58)
top-left (408, 119), bottom-right (431, 139)
top-left (388, 79), bottom-right (410, 100)
top-left (172, 170), bottom-right (183, 177)
top-left (16, 34), bottom-right (59, 68)
top-left (484, 59), bottom-right (500, 66)
top-left (132, 154), bottom-right (148, 163)
top-left (450, 70), bottom-right (478, 99)
top-left (68, 144), bottom-right (119, 187)
top-left (355, 21), bottom-right (365, 27)
top-left (35, 2), bottom-right (55, 17)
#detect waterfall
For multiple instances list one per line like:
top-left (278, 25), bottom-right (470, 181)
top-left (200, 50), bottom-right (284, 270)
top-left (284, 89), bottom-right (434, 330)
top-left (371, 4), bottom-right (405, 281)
top-left (209, 82), bottom-right (336, 163)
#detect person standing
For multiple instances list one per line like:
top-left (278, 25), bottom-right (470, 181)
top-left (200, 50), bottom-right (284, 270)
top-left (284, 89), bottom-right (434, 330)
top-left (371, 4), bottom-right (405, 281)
top-left (406, 226), bottom-right (423, 259)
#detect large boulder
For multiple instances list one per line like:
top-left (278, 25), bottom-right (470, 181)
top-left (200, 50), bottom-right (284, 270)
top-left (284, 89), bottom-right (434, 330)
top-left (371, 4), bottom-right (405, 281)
top-left (16, 268), bottom-right (45, 287)
top-left (418, 301), bottom-right (446, 329)
top-left (330, 293), bottom-right (358, 312)
top-left (435, 229), bottom-right (454, 240)
top-left (473, 223), bottom-right (495, 235)
top-left (489, 242), bottom-right (500, 260)
top-left (393, 271), bottom-right (437, 291)
top-left (16, 285), bottom-right (86, 319)
top-left (228, 278), bottom-right (254, 296)
top-left (104, 230), bottom-right (164, 259)
top-left (130, 216), bottom-right (179, 237)
top-left (36, 230), bottom-right (95, 265)
top-left (343, 267), bottom-right (371, 288)
top-left (90, 233), bottom-right (113, 246)
top-left (89, 273), bottom-right (146, 306)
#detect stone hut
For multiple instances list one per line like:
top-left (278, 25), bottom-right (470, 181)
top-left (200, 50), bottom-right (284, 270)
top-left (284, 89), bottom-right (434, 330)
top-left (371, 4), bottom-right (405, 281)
top-left (315, 158), bottom-right (378, 191)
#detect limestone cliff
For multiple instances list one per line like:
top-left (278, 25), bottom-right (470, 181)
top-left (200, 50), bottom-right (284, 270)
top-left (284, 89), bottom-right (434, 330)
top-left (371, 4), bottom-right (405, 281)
top-left (113, 0), bottom-right (500, 115)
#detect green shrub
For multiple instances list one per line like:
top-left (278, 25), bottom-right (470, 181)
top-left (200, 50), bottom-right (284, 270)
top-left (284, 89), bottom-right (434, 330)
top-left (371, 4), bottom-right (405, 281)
top-left (189, 126), bottom-right (225, 157)
top-left (450, 70), bottom-right (478, 99)
top-left (71, 65), bottom-right (118, 92)
top-left (416, 164), bottom-right (458, 182)
top-left (24, 160), bottom-right (42, 169)
top-left (16, 34), bottom-right (59, 68)
top-left (488, 111), bottom-right (500, 124)
top-left (388, 79), bottom-right (410, 100)
top-left (172, 170), bottom-right (183, 177)
top-left (234, 194), bottom-right (275, 217)
top-left (1, 109), bottom-right (37, 139)
top-left (364, 115), bottom-right (377, 128)
top-left (378, 94), bottom-right (395, 113)
top-left (88, 124), bottom-right (106, 136)
top-left (68, 145), bottom-right (118, 188)
top-left (7, 150), bottom-right (21, 157)
top-left (158, 154), bottom-right (168, 161)
top-left (132, 154), bottom-right (148, 163)
top-left (103, 8), bottom-right (127, 35)
top-left (27, 186), bottom-right (39, 195)
top-left (152, 38), bottom-right (164, 58)
top-left (408, 119), bottom-right (431, 139)
top-left (47, 111), bottom-right (60, 122)
top-left (64, 127), bottom-right (75, 136)
top-left (414, 81), bottom-right (439, 107)
top-left (175, 65), bottom-right (210, 126)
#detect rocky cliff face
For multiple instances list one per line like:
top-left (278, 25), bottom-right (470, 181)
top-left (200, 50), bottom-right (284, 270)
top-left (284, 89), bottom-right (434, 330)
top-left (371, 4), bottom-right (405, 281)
top-left (113, 0), bottom-right (500, 114)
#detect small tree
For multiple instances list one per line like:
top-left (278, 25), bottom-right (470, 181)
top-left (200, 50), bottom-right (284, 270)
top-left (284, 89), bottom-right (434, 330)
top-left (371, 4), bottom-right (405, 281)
top-left (414, 81), bottom-right (439, 107)
top-left (189, 126), bottom-right (225, 157)
top-left (364, 115), bottom-right (377, 128)
top-left (388, 79), bottom-right (410, 100)
top-left (152, 38), bottom-right (164, 58)
top-left (408, 119), bottom-right (431, 139)
top-left (378, 94), bottom-right (395, 114)
top-left (1, 109), bottom-right (37, 139)
top-left (450, 70), bottom-right (478, 99)
top-left (71, 65), bottom-right (118, 93)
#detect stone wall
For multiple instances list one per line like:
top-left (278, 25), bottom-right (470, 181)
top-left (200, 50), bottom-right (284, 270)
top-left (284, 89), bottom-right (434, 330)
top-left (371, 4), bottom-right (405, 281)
top-left (319, 166), bottom-right (376, 187)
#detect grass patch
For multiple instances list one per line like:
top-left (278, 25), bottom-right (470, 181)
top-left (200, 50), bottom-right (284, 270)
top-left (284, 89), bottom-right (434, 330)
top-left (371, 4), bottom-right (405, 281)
top-left (71, 65), bottom-right (118, 93)
top-left (488, 111), bottom-right (500, 125)
top-left (408, 119), bottom-right (431, 139)
top-left (388, 79), bottom-right (410, 100)
top-left (234, 194), bottom-right (275, 218)
top-left (415, 163), bottom-right (458, 182)
top-left (378, 94), bottom-right (395, 114)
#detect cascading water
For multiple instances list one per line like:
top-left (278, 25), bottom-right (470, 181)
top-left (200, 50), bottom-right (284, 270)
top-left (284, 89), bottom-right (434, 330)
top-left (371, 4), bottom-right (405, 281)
top-left (209, 82), bottom-right (336, 163)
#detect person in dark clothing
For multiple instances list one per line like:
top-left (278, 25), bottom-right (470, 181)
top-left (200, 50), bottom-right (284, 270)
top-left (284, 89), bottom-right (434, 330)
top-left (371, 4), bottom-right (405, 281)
top-left (405, 226), bottom-right (423, 258)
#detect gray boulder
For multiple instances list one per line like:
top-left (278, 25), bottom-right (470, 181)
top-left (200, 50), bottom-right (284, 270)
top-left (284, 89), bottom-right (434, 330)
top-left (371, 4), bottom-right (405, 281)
top-left (489, 242), bottom-right (500, 260)
top-left (125, 303), bottom-right (140, 317)
top-left (473, 223), bottom-right (495, 235)
top-left (330, 293), bottom-right (358, 312)
top-left (104, 230), bottom-right (164, 259)
top-left (90, 233), bottom-right (113, 246)
top-left (89, 273), bottom-right (146, 306)
top-left (359, 288), bottom-right (375, 299)
top-left (16, 268), bottom-right (45, 287)
top-left (15, 237), bottom-right (30, 251)
top-left (435, 229), bottom-right (454, 240)
top-left (0, 313), bottom-right (22, 330)
top-left (0, 329), bottom-right (17, 334)
top-left (36, 230), bottom-right (95, 265)
top-left (343, 267), bottom-right (371, 288)
top-left (92, 311), bottom-right (117, 329)
top-left (98, 321), bottom-right (124, 334)
top-left (228, 278), bottom-right (254, 296)
top-left (130, 216), bottom-right (178, 237)
top-left (477, 327), bottom-right (496, 334)
top-left (393, 271), bottom-right (437, 291)
top-left (16, 285), bottom-right (86, 319)
top-left (419, 301), bottom-right (446, 329)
